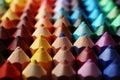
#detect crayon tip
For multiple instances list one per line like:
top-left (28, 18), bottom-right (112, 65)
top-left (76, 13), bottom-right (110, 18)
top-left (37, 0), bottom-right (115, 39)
top-left (31, 47), bottom-right (52, 62)
top-left (102, 1), bottom-right (115, 14)
top-left (22, 60), bottom-right (47, 79)
top-left (99, 45), bottom-right (120, 69)
top-left (111, 14), bottom-right (120, 32)
top-left (53, 8), bottom-right (69, 21)
top-left (95, 32), bottom-right (117, 48)
top-left (99, 0), bottom-right (109, 7)
top-left (78, 59), bottom-right (102, 79)
top-left (35, 15), bottom-right (54, 33)
top-left (0, 61), bottom-right (20, 80)
top-left (73, 21), bottom-right (93, 40)
top-left (53, 15), bottom-right (72, 29)
top-left (13, 24), bottom-right (32, 38)
top-left (17, 16), bottom-right (34, 33)
top-left (1, 9), bottom-right (19, 21)
top-left (91, 13), bottom-right (105, 31)
top-left (32, 24), bottom-right (52, 38)
top-left (88, 8), bottom-right (101, 22)
top-left (30, 35), bottom-right (51, 55)
top-left (0, 17), bottom-right (16, 29)
top-left (8, 36), bottom-right (31, 57)
top-left (10, 0), bottom-right (28, 14)
top-left (106, 6), bottom-right (119, 22)
top-left (95, 23), bottom-right (113, 36)
top-left (103, 58), bottom-right (120, 80)
top-left (52, 35), bottom-right (72, 53)
top-left (35, 9), bottom-right (52, 21)
top-left (53, 23), bottom-right (72, 41)
top-left (59, 33), bottom-right (65, 37)
top-left (53, 47), bottom-right (75, 65)
top-left (70, 8), bottom-right (81, 23)
top-left (7, 47), bottom-right (30, 64)
top-left (85, 1), bottom-right (99, 12)
top-left (76, 46), bottom-right (98, 67)
top-left (52, 60), bottom-right (76, 79)
top-left (74, 34), bottom-right (94, 48)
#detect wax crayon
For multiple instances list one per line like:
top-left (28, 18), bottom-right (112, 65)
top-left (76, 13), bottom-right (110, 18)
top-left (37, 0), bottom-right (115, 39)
top-left (103, 59), bottom-right (120, 80)
top-left (52, 33), bottom-right (72, 54)
top-left (0, 0), bottom-right (120, 79)
top-left (35, 16), bottom-right (54, 33)
top-left (52, 60), bottom-right (76, 80)
top-left (111, 14), bottom-right (120, 32)
top-left (31, 47), bottom-right (52, 79)
top-left (0, 61), bottom-right (20, 80)
top-left (22, 60), bottom-right (47, 80)
top-left (10, 0), bottom-right (28, 15)
top-left (73, 34), bottom-right (94, 55)
top-left (54, 0), bottom-right (69, 8)
top-left (71, 0), bottom-right (80, 11)
top-left (73, 15), bottom-right (84, 28)
top-left (30, 35), bottom-right (52, 55)
top-left (82, 0), bottom-right (98, 8)
top-left (77, 59), bottom-right (102, 80)
top-left (1, 9), bottom-right (19, 21)
top-left (38, 0), bottom-right (54, 15)
top-left (100, 0), bottom-right (115, 15)
top-left (38, 0), bottom-right (54, 11)
top-left (53, 46), bottom-right (75, 66)
top-left (95, 23), bottom-right (113, 38)
top-left (7, 47), bottom-right (30, 70)
top-left (91, 13), bottom-right (105, 31)
top-left (74, 34), bottom-right (94, 48)
top-left (32, 24), bottom-right (53, 44)
top-left (53, 15), bottom-right (72, 30)
top-left (53, 23), bottom-right (72, 41)
top-left (88, 8), bottom-right (101, 22)
top-left (17, 16), bottom-right (34, 33)
top-left (23, 0), bottom-right (38, 16)
top-left (76, 46), bottom-right (98, 68)
top-left (106, 6), bottom-right (119, 22)
top-left (54, 2), bottom-right (70, 13)
top-left (13, 24), bottom-right (33, 46)
top-left (54, 0), bottom-right (70, 12)
top-left (84, 0), bottom-right (99, 13)
top-left (8, 36), bottom-right (31, 57)
top-left (20, 9), bottom-right (35, 23)
top-left (73, 21), bottom-right (93, 40)
top-left (99, 0), bottom-right (109, 7)
top-left (99, 46), bottom-right (120, 70)
top-left (95, 32), bottom-right (117, 52)
top-left (0, 17), bottom-right (17, 36)
top-left (53, 8), bottom-right (70, 21)
top-left (35, 9), bottom-right (52, 21)
top-left (0, 17), bottom-right (16, 28)
top-left (70, 7), bottom-right (81, 23)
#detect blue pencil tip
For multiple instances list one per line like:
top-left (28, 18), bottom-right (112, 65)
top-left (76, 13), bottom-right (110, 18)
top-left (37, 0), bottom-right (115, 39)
top-left (59, 33), bottom-right (65, 37)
